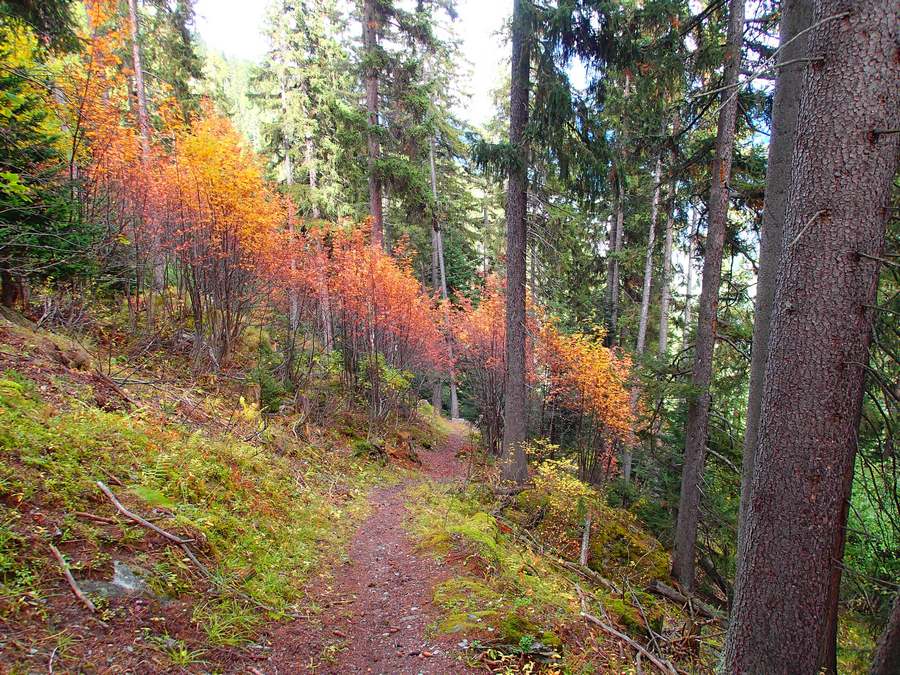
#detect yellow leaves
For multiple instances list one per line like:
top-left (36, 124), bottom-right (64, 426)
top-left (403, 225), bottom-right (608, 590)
top-left (537, 320), bottom-right (635, 441)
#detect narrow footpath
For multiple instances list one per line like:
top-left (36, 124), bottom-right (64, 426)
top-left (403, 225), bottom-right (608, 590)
top-left (257, 424), bottom-right (478, 674)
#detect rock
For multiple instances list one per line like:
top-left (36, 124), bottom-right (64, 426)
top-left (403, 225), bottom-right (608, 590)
top-left (79, 561), bottom-right (155, 599)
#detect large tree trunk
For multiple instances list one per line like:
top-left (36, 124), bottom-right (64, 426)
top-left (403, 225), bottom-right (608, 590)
top-left (872, 593), bottom-right (900, 675)
top-left (500, 0), bottom-right (531, 484)
top-left (724, 1), bottom-right (899, 670)
top-left (362, 0), bottom-right (383, 245)
top-left (672, 0), bottom-right (745, 591)
top-left (736, 0), bottom-right (813, 581)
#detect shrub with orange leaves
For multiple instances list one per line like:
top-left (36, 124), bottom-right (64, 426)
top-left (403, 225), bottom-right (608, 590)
top-left (453, 276), bottom-right (538, 455)
top-left (152, 109), bottom-right (284, 363)
top-left (328, 229), bottom-right (448, 415)
top-left (537, 320), bottom-right (633, 483)
top-left (453, 279), bottom-right (633, 478)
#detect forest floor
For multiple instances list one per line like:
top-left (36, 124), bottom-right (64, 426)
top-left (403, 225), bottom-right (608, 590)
top-left (256, 426), bottom-right (479, 674)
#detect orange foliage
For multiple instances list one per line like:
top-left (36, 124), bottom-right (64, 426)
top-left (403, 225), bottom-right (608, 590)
top-left (537, 320), bottom-right (634, 442)
top-left (327, 228), bottom-right (448, 375)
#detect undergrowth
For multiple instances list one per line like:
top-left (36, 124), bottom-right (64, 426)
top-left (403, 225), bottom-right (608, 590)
top-left (406, 462), bottom-right (720, 673)
top-left (0, 371), bottom-right (393, 648)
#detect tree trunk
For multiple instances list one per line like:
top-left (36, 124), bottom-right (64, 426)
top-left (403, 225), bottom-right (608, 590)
top-left (736, 0), bottom-right (813, 583)
top-left (429, 138), bottom-right (444, 413)
top-left (724, 1), bottom-right (899, 670)
top-left (658, 145), bottom-right (677, 356)
top-left (672, 0), bottom-right (745, 591)
top-left (1, 268), bottom-right (21, 308)
top-left (606, 170), bottom-right (625, 347)
top-left (872, 593), bottom-right (900, 675)
top-left (635, 156), bottom-right (662, 354)
top-left (500, 0), bottom-right (531, 484)
top-left (622, 155), bottom-right (663, 483)
top-left (127, 0), bottom-right (150, 161)
top-left (362, 0), bottom-right (383, 245)
top-left (683, 206), bottom-right (696, 344)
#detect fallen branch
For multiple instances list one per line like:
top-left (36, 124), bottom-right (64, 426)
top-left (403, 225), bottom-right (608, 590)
top-left (48, 543), bottom-right (95, 613)
top-left (93, 371), bottom-right (135, 405)
top-left (494, 513), bottom-right (620, 593)
top-left (71, 511), bottom-right (117, 525)
top-left (578, 587), bottom-right (675, 675)
top-left (96, 481), bottom-right (297, 618)
top-left (646, 580), bottom-right (724, 623)
top-left (96, 481), bottom-right (192, 545)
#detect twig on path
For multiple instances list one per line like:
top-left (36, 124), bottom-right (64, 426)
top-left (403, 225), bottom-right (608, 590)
top-left (48, 543), bottom-right (95, 613)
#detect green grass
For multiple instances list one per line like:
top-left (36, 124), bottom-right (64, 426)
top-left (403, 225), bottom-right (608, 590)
top-left (407, 481), bottom-right (575, 649)
top-left (0, 372), bottom-right (393, 644)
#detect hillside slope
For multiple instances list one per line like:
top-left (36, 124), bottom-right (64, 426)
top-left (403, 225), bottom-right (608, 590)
top-left (0, 314), bottom-right (717, 673)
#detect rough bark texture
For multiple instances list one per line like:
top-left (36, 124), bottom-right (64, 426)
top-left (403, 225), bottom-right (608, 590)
top-left (736, 0), bottom-right (812, 583)
top-left (672, 0), bottom-right (745, 591)
top-left (363, 0), bottom-right (383, 245)
top-left (501, 0), bottom-right (530, 484)
top-left (872, 593), bottom-right (900, 675)
top-left (724, 1), bottom-right (900, 670)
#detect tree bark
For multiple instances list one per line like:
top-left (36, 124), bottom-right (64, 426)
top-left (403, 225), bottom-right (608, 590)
top-left (127, 0), bottom-right (150, 161)
top-left (724, 1), bottom-right (899, 670)
top-left (501, 0), bottom-right (531, 484)
top-left (672, 0), bottom-right (745, 591)
top-left (736, 0), bottom-right (813, 583)
top-left (635, 155), bottom-right (662, 354)
top-left (606, 170), bottom-right (625, 347)
top-left (362, 0), bottom-right (383, 246)
top-left (658, 140), bottom-right (677, 356)
top-left (872, 593), bottom-right (900, 675)
top-left (429, 137), bottom-right (445, 414)
top-left (682, 208), bottom-right (696, 348)
top-left (622, 155), bottom-right (663, 483)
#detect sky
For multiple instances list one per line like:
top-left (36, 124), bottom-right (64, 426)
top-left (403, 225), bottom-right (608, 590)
top-left (193, 0), bottom-right (510, 129)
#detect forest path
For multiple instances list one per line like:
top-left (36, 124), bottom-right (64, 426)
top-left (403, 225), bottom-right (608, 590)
top-left (258, 422), bottom-right (478, 674)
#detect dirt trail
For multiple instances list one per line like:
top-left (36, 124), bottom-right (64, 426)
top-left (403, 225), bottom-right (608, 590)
top-left (258, 424), bottom-right (478, 674)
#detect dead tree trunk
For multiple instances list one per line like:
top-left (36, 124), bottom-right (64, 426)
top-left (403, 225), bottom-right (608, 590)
top-left (658, 140), bottom-right (677, 356)
top-left (672, 0), bottom-right (745, 591)
top-left (606, 169), bottom-right (625, 347)
top-left (724, 1), bottom-right (899, 670)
